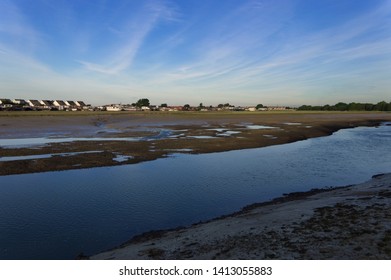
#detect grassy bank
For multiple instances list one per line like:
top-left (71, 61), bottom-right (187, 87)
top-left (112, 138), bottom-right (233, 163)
top-left (1, 110), bottom-right (389, 118)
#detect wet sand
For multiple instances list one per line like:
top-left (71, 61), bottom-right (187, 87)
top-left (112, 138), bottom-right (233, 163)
top-left (91, 173), bottom-right (391, 260)
top-left (1, 111), bottom-right (390, 176)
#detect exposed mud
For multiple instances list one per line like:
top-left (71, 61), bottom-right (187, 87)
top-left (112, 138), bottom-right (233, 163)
top-left (1, 112), bottom-right (390, 176)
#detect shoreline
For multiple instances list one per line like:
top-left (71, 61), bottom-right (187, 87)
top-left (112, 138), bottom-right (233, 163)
top-left (91, 173), bottom-right (391, 260)
top-left (1, 111), bottom-right (390, 176)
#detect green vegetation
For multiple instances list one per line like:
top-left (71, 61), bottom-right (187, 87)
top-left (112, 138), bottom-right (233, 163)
top-left (135, 98), bottom-right (150, 108)
top-left (298, 101), bottom-right (391, 111)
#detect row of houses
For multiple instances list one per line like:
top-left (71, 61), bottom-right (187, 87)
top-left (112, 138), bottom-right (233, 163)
top-left (99, 104), bottom-right (291, 112)
top-left (0, 98), bottom-right (89, 111)
top-left (99, 104), bottom-right (182, 112)
top-left (1, 98), bottom-right (291, 112)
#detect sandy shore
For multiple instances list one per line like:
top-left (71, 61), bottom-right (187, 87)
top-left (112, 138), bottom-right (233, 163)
top-left (1, 111), bottom-right (390, 176)
top-left (91, 173), bottom-right (391, 260)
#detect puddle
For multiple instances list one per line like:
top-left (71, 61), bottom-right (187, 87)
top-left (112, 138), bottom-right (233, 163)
top-left (246, 125), bottom-right (276, 129)
top-left (206, 128), bottom-right (226, 132)
top-left (187, 136), bottom-right (217, 139)
top-left (142, 130), bottom-right (173, 141)
top-left (217, 131), bottom-right (241, 137)
top-left (0, 130), bottom-right (176, 148)
top-left (96, 129), bottom-right (123, 134)
top-left (0, 151), bottom-right (103, 162)
top-left (0, 137), bottom-right (142, 148)
top-left (283, 122), bottom-right (302, 126)
top-left (263, 135), bottom-right (278, 139)
top-left (112, 154), bottom-right (134, 162)
top-left (168, 133), bottom-right (186, 138)
top-left (164, 148), bottom-right (193, 152)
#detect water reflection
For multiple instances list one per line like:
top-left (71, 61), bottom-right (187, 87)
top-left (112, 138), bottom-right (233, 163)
top-left (0, 151), bottom-right (103, 162)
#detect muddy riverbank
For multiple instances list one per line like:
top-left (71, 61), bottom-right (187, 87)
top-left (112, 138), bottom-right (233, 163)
top-left (1, 111), bottom-right (390, 176)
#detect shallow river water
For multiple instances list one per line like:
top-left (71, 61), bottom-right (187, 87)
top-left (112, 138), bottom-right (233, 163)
top-left (0, 124), bottom-right (390, 259)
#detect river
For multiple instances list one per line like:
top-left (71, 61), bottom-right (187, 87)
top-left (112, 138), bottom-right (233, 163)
top-left (0, 123), bottom-right (390, 259)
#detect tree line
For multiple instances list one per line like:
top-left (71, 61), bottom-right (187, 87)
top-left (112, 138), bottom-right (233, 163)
top-left (297, 101), bottom-right (391, 111)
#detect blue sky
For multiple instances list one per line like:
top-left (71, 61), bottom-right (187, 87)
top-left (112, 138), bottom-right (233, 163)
top-left (1, 0), bottom-right (390, 106)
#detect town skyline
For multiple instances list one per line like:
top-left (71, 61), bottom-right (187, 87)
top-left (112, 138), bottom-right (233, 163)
top-left (1, 0), bottom-right (390, 106)
top-left (2, 97), bottom-right (391, 113)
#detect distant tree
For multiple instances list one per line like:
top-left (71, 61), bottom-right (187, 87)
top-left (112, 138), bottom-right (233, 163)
top-left (374, 101), bottom-right (388, 111)
top-left (348, 103), bottom-right (359, 111)
top-left (198, 103), bottom-right (204, 109)
top-left (135, 98), bottom-right (150, 108)
top-left (334, 102), bottom-right (348, 111)
top-left (364, 103), bottom-right (374, 111)
top-left (297, 101), bottom-right (391, 111)
top-left (183, 104), bottom-right (190, 111)
top-left (160, 103), bottom-right (167, 107)
top-left (256, 104), bottom-right (264, 109)
top-left (297, 105), bottom-right (312, 111)
top-left (217, 104), bottom-right (224, 108)
top-left (224, 103), bottom-right (230, 107)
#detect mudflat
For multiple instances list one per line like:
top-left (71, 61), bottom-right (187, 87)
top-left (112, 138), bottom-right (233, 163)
top-left (1, 111), bottom-right (390, 176)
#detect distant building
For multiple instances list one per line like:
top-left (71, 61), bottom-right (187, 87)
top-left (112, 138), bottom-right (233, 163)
top-left (12, 99), bottom-right (27, 105)
top-left (267, 106), bottom-right (287, 111)
top-left (40, 100), bottom-right (54, 109)
top-left (53, 100), bottom-right (67, 110)
top-left (76, 101), bottom-right (86, 107)
top-left (106, 105), bottom-right (122, 111)
top-left (122, 106), bottom-right (137, 111)
top-left (27, 99), bottom-right (43, 108)
top-left (0, 98), bottom-right (89, 111)
top-left (172, 106), bottom-right (183, 111)
top-left (0, 98), bottom-right (13, 105)
top-left (65, 101), bottom-right (77, 107)
top-left (0, 99), bottom-right (14, 109)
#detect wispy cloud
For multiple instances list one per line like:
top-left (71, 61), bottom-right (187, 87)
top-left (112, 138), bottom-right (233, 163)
top-left (1, 0), bottom-right (390, 105)
top-left (163, 0), bottom-right (390, 89)
top-left (79, 0), bottom-right (179, 75)
top-left (0, 0), bottom-right (42, 52)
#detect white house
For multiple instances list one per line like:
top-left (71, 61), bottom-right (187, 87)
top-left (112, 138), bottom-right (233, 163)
top-left (0, 99), bottom-right (13, 108)
top-left (12, 99), bottom-right (27, 105)
top-left (40, 100), bottom-right (54, 109)
top-left (106, 105), bottom-right (122, 111)
top-left (122, 105), bottom-right (138, 111)
top-left (53, 100), bottom-right (67, 110)
top-left (75, 101), bottom-right (87, 108)
top-left (27, 100), bottom-right (43, 107)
